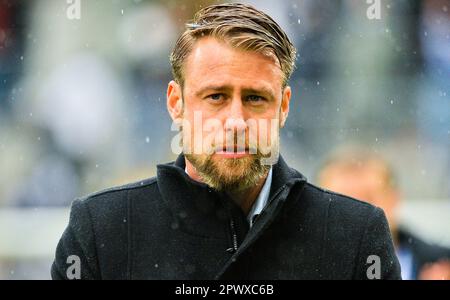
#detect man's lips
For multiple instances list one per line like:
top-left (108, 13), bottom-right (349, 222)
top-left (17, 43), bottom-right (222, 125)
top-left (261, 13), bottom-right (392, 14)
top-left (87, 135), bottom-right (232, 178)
top-left (214, 147), bottom-right (254, 158)
top-left (215, 146), bottom-right (250, 153)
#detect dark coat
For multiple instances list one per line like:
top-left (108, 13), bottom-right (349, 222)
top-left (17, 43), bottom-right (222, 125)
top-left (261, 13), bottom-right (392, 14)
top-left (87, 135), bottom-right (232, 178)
top-left (51, 154), bottom-right (401, 280)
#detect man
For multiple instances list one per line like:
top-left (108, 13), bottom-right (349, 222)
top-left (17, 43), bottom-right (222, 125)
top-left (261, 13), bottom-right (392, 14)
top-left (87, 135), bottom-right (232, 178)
top-left (51, 3), bottom-right (401, 280)
top-left (318, 146), bottom-right (450, 280)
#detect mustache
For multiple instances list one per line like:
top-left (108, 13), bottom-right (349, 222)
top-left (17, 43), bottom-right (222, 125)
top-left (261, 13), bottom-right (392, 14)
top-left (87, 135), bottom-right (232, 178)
top-left (213, 133), bottom-right (256, 153)
top-left (214, 145), bottom-right (258, 153)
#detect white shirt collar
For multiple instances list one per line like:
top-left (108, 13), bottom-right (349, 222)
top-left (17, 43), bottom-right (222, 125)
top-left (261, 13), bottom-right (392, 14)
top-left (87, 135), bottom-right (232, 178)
top-left (247, 167), bottom-right (272, 227)
top-left (185, 166), bottom-right (273, 227)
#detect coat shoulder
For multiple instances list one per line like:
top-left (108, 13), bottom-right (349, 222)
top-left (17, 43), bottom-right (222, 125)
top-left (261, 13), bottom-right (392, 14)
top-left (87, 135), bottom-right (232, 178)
top-left (300, 182), bottom-right (382, 225)
top-left (80, 176), bottom-right (158, 202)
top-left (73, 176), bottom-right (159, 223)
top-left (54, 177), bottom-right (160, 280)
top-left (295, 182), bottom-right (400, 280)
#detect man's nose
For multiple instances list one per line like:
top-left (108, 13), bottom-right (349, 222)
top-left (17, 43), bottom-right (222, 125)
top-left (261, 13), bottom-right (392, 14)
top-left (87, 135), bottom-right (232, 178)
top-left (224, 98), bottom-right (247, 133)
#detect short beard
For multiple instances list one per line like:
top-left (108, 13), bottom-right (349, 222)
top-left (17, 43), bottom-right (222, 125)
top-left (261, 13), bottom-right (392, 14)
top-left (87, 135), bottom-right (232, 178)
top-left (185, 151), bottom-right (272, 193)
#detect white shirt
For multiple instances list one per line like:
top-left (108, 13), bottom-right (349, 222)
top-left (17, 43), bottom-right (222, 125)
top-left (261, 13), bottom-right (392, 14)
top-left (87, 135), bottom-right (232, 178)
top-left (185, 167), bottom-right (273, 228)
top-left (247, 167), bottom-right (272, 227)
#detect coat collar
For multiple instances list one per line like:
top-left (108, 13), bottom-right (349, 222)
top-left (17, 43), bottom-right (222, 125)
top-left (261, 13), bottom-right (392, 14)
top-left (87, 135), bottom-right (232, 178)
top-left (156, 153), bottom-right (307, 239)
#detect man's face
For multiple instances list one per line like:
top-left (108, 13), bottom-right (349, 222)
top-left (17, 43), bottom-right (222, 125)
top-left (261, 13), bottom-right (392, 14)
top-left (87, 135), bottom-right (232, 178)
top-left (167, 37), bottom-right (291, 192)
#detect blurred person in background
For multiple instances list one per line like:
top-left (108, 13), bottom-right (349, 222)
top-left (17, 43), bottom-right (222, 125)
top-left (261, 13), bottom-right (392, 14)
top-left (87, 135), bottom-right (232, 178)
top-left (318, 146), bottom-right (450, 280)
top-left (0, 0), bottom-right (26, 112)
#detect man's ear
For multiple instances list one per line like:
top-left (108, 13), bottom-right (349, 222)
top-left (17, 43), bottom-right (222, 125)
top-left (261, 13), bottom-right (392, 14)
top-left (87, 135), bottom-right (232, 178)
top-left (280, 86), bottom-right (291, 128)
top-left (167, 80), bottom-right (183, 121)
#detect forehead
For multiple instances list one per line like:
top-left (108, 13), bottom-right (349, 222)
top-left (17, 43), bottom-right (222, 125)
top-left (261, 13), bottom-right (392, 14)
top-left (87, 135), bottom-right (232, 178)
top-left (183, 37), bottom-right (283, 91)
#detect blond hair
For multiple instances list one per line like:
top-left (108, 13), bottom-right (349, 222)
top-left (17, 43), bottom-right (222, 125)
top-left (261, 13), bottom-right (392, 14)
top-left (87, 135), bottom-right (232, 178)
top-left (170, 3), bottom-right (296, 88)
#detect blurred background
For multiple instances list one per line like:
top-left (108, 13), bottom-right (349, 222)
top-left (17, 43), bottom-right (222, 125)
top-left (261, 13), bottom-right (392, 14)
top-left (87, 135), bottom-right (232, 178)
top-left (0, 0), bottom-right (448, 279)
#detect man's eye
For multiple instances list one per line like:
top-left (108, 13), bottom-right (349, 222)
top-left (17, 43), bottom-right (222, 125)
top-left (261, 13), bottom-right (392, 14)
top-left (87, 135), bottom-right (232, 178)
top-left (208, 94), bottom-right (223, 101)
top-left (246, 95), bottom-right (265, 102)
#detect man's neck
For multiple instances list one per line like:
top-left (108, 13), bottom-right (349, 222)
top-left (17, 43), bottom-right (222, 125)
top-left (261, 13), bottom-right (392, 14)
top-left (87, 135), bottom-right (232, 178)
top-left (185, 158), bottom-right (269, 215)
top-left (228, 176), bottom-right (268, 215)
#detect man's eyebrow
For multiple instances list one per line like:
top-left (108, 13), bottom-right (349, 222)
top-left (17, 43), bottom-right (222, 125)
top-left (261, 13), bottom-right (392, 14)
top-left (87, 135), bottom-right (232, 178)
top-left (242, 87), bottom-right (275, 98)
top-left (195, 85), bottom-right (276, 98)
top-left (195, 85), bottom-right (233, 97)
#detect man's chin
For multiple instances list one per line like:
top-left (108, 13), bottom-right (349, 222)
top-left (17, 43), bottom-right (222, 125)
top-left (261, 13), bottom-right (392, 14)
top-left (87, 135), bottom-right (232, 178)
top-left (210, 152), bottom-right (250, 169)
top-left (185, 152), bottom-right (269, 192)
